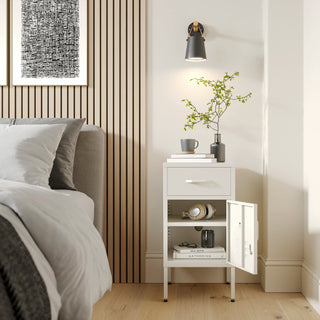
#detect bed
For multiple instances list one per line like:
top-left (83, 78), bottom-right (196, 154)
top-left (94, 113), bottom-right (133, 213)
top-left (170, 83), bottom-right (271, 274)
top-left (0, 123), bottom-right (112, 320)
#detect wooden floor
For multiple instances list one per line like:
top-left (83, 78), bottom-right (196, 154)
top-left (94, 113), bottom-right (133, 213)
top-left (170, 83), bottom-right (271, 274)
top-left (91, 283), bottom-right (320, 320)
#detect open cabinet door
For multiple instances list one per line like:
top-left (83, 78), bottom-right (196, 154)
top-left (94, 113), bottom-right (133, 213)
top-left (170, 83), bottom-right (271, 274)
top-left (226, 200), bottom-right (258, 274)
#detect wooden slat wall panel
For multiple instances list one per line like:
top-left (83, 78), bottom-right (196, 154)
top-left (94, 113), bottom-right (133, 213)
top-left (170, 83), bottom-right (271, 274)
top-left (15, 87), bottom-right (21, 118)
top-left (120, 0), bottom-right (127, 283)
top-left (133, 0), bottom-right (141, 283)
top-left (140, 0), bottom-right (146, 284)
top-left (107, 0), bottom-right (114, 279)
top-left (0, 0), bottom-right (146, 284)
top-left (113, 0), bottom-right (120, 283)
top-left (126, 0), bottom-right (134, 283)
top-left (100, 0), bottom-right (107, 248)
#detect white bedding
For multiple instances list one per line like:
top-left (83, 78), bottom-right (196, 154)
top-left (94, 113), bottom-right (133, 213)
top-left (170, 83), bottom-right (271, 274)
top-left (55, 189), bottom-right (95, 223)
top-left (0, 179), bottom-right (112, 320)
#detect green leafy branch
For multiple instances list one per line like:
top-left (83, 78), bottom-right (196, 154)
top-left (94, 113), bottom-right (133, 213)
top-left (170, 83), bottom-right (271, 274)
top-left (181, 72), bottom-right (252, 134)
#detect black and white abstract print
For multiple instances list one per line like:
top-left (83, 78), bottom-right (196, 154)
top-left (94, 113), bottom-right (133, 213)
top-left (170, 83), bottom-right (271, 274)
top-left (21, 0), bottom-right (80, 79)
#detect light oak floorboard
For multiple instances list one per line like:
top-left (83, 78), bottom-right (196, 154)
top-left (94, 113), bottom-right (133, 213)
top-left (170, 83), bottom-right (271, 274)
top-left (91, 284), bottom-right (320, 320)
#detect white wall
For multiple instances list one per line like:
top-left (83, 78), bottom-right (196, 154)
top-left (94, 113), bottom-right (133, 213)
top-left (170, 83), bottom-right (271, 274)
top-left (146, 0), bottom-right (263, 283)
top-left (302, 0), bottom-right (320, 314)
top-left (261, 0), bottom-right (304, 292)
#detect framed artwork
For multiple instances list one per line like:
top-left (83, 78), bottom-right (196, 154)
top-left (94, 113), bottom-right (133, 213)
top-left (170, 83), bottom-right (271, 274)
top-left (0, 0), bottom-right (7, 86)
top-left (13, 0), bottom-right (87, 86)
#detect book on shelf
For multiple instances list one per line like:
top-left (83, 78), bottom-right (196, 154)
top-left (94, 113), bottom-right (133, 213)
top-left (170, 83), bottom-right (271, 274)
top-left (170, 153), bottom-right (216, 159)
top-left (173, 251), bottom-right (226, 259)
top-left (173, 245), bottom-right (225, 254)
top-left (167, 158), bottom-right (217, 163)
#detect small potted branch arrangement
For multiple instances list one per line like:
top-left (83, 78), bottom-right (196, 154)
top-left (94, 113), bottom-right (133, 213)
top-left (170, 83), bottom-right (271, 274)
top-left (181, 72), bottom-right (252, 162)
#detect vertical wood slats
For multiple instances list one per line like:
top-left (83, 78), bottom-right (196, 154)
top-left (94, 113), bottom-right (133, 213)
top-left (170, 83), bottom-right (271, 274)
top-left (140, 0), bottom-right (146, 284)
top-left (0, 0), bottom-right (145, 284)
top-left (107, 0), bottom-right (114, 280)
top-left (113, 0), bottom-right (120, 283)
top-left (133, 0), bottom-right (141, 283)
top-left (120, 0), bottom-right (127, 283)
top-left (126, 0), bottom-right (134, 284)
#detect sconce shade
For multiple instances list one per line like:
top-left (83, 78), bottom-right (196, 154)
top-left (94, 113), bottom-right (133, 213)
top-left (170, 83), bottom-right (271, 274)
top-left (185, 21), bottom-right (207, 61)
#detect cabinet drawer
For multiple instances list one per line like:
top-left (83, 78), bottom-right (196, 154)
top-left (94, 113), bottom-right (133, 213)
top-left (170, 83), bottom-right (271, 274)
top-left (167, 168), bottom-right (231, 196)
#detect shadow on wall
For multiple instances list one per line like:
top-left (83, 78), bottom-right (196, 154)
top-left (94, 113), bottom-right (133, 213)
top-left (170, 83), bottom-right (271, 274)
top-left (202, 25), bottom-right (264, 83)
top-left (260, 174), bottom-right (304, 261)
top-left (235, 168), bottom-right (262, 204)
top-left (205, 25), bottom-right (263, 46)
top-left (235, 168), bottom-right (263, 256)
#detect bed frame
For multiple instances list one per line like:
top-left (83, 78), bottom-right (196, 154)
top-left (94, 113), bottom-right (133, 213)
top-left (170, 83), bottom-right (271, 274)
top-left (73, 125), bottom-right (105, 236)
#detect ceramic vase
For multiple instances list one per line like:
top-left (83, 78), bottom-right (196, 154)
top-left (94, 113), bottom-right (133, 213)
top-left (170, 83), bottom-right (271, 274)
top-left (210, 133), bottom-right (225, 162)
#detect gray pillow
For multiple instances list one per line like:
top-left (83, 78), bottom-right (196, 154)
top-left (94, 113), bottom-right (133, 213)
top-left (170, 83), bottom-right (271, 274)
top-left (0, 118), bottom-right (13, 124)
top-left (15, 118), bottom-right (85, 190)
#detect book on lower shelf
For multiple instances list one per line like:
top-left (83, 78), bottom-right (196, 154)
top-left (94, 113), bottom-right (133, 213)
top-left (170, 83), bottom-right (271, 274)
top-left (172, 245), bottom-right (226, 259)
top-left (173, 245), bottom-right (225, 254)
top-left (172, 250), bottom-right (226, 259)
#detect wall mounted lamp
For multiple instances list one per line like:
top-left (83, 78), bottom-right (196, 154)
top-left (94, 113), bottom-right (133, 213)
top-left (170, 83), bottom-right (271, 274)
top-left (185, 21), bottom-right (207, 61)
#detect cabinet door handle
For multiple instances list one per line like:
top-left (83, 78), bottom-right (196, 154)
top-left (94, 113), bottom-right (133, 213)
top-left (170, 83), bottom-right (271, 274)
top-left (249, 244), bottom-right (253, 255)
top-left (185, 179), bottom-right (207, 184)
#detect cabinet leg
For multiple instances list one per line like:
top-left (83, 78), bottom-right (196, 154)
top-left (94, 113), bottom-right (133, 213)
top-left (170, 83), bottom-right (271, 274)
top-left (164, 267), bottom-right (168, 302)
top-left (168, 267), bottom-right (172, 284)
top-left (225, 267), bottom-right (230, 284)
top-left (230, 267), bottom-right (235, 302)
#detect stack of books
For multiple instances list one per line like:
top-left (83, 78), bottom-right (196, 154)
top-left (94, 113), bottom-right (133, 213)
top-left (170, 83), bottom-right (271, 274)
top-left (173, 245), bottom-right (226, 259)
top-left (167, 153), bottom-right (217, 163)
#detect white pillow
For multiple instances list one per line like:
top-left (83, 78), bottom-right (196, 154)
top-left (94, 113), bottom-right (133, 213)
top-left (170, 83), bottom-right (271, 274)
top-left (0, 124), bottom-right (66, 188)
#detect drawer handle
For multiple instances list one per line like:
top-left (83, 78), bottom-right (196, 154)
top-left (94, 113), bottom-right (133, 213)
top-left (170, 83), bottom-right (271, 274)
top-left (185, 179), bottom-right (207, 184)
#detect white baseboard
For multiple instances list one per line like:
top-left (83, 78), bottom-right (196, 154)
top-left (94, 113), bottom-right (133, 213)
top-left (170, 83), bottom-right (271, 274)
top-left (145, 252), bottom-right (260, 284)
top-left (145, 252), bottom-right (164, 283)
top-left (259, 255), bottom-right (302, 292)
top-left (302, 263), bottom-right (320, 315)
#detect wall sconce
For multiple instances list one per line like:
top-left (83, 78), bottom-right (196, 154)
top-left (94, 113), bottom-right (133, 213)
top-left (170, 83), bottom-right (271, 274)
top-left (185, 21), bottom-right (207, 61)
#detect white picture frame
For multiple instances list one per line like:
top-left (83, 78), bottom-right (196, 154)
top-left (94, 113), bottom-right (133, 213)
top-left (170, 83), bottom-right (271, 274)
top-left (12, 0), bottom-right (87, 86)
top-left (0, 0), bottom-right (7, 86)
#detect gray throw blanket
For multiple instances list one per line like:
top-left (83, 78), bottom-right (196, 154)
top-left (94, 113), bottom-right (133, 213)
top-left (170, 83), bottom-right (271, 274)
top-left (0, 215), bottom-right (51, 320)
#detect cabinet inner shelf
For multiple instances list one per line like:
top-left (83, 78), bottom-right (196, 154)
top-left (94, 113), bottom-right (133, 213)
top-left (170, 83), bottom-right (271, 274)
top-left (167, 216), bottom-right (226, 227)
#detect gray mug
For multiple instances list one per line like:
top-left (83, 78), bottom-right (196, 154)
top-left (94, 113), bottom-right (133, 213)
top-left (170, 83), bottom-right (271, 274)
top-left (180, 139), bottom-right (199, 153)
